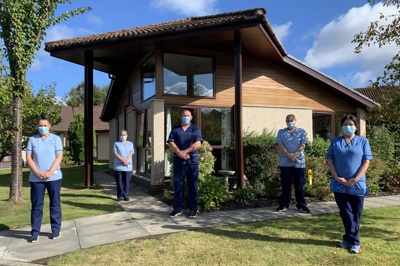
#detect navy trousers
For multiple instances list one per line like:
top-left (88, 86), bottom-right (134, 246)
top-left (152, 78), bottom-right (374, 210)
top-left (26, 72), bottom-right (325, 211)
top-left (278, 166), bottom-right (306, 208)
top-left (334, 192), bottom-right (364, 246)
top-left (173, 163), bottom-right (199, 212)
top-left (30, 179), bottom-right (62, 236)
top-left (114, 171), bottom-right (131, 200)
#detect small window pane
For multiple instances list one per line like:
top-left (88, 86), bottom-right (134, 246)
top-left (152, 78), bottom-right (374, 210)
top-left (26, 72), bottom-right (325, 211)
top-left (142, 55), bottom-right (156, 101)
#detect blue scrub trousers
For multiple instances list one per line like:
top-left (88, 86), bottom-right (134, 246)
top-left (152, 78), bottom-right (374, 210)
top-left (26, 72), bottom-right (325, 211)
top-left (30, 179), bottom-right (62, 236)
top-left (334, 192), bottom-right (364, 246)
top-left (173, 163), bottom-right (199, 212)
top-left (278, 166), bottom-right (306, 208)
top-left (115, 171), bottom-right (131, 200)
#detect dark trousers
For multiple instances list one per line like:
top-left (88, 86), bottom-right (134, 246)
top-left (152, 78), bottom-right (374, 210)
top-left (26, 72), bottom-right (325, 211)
top-left (173, 164), bottom-right (199, 212)
top-left (334, 192), bottom-right (364, 246)
top-left (278, 166), bottom-right (306, 208)
top-left (114, 171), bottom-right (131, 199)
top-left (30, 179), bottom-right (62, 236)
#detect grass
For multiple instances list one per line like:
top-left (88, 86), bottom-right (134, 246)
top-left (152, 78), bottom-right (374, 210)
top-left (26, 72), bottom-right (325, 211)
top-left (0, 164), bottom-right (123, 231)
top-left (46, 206), bottom-right (400, 266)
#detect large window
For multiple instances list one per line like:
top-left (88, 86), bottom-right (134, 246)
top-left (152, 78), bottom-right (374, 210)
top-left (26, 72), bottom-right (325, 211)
top-left (313, 112), bottom-right (332, 140)
top-left (142, 55), bottom-right (156, 101)
top-left (137, 111), bottom-right (152, 176)
top-left (163, 53), bottom-right (214, 97)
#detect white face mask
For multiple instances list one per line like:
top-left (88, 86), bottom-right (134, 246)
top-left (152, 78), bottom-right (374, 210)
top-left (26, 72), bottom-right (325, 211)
top-left (120, 136), bottom-right (127, 142)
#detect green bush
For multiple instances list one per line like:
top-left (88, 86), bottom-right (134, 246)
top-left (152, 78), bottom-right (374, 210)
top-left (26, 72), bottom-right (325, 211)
top-left (226, 129), bottom-right (279, 185)
top-left (198, 174), bottom-right (228, 210)
top-left (381, 164), bottom-right (400, 192)
top-left (367, 124), bottom-right (396, 165)
top-left (367, 157), bottom-right (389, 195)
top-left (232, 188), bottom-right (256, 203)
top-left (305, 135), bottom-right (330, 158)
top-left (304, 157), bottom-right (331, 199)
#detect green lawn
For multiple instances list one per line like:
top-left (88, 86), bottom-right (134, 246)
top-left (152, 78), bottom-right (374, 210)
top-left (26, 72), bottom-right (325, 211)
top-left (46, 206), bottom-right (400, 266)
top-left (0, 164), bottom-right (123, 231)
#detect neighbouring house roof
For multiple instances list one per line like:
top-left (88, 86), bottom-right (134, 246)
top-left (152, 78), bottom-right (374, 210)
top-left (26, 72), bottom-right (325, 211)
top-left (52, 105), bottom-right (109, 132)
top-left (355, 87), bottom-right (399, 104)
top-left (45, 7), bottom-right (377, 121)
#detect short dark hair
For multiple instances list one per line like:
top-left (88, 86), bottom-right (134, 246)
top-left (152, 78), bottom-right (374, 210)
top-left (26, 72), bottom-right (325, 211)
top-left (341, 115), bottom-right (358, 128)
top-left (38, 113), bottom-right (51, 125)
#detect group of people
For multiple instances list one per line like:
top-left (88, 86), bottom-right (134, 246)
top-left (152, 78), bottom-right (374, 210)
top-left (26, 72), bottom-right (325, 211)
top-left (27, 111), bottom-right (372, 255)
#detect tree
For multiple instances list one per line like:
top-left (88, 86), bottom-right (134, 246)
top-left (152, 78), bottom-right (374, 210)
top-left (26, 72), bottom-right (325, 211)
top-left (0, 82), bottom-right (62, 162)
top-left (68, 113), bottom-right (84, 165)
top-left (353, 0), bottom-right (400, 122)
top-left (0, 0), bottom-right (90, 202)
top-left (64, 81), bottom-right (109, 106)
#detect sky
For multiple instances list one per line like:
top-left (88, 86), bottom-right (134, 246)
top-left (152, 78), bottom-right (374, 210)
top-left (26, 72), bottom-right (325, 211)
top-left (25, 0), bottom-right (398, 98)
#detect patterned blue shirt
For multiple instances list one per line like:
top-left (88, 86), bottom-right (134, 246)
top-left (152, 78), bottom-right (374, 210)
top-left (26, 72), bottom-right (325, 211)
top-left (113, 141), bottom-right (135, 171)
top-left (26, 133), bottom-right (63, 182)
top-left (276, 127), bottom-right (308, 168)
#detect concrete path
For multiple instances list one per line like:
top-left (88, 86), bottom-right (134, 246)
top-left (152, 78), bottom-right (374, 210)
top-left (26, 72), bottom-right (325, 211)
top-left (1, 171), bottom-right (400, 265)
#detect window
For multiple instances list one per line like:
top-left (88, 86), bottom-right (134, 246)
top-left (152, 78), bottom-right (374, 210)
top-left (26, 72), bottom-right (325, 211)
top-left (137, 111), bottom-right (152, 175)
top-left (142, 55), bottom-right (156, 101)
top-left (201, 107), bottom-right (232, 172)
top-left (313, 113), bottom-right (332, 140)
top-left (163, 52), bottom-right (214, 97)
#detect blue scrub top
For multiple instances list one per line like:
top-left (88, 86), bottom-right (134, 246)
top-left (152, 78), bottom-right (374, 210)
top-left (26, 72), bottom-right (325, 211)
top-left (113, 141), bottom-right (135, 171)
top-left (26, 133), bottom-right (63, 182)
top-left (167, 124), bottom-right (203, 165)
top-left (326, 135), bottom-right (373, 181)
top-left (276, 127), bottom-right (308, 168)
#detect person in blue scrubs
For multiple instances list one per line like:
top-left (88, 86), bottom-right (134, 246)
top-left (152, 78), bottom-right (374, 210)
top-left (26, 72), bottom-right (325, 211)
top-left (26, 116), bottom-right (63, 243)
top-left (327, 115), bottom-right (372, 254)
top-left (167, 109), bottom-right (203, 218)
top-left (113, 130), bottom-right (134, 201)
top-left (276, 114), bottom-right (310, 213)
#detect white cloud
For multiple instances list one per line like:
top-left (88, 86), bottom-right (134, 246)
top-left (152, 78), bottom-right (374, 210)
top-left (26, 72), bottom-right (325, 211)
top-left (304, 3), bottom-right (398, 87)
top-left (271, 21), bottom-right (293, 42)
top-left (150, 0), bottom-right (219, 16)
top-left (87, 13), bottom-right (104, 26)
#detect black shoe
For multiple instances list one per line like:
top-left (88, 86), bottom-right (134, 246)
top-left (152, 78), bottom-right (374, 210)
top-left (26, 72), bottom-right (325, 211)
top-left (169, 209), bottom-right (182, 218)
top-left (298, 206), bottom-right (310, 213)
top-left (124, 198), bottom-right (129, 201)
top-left (276, 206), bottom-right (288, 212)
top-left (116, 198), bottom-right (122, 202)
top-left (188, 210), bottom-right (197, 218)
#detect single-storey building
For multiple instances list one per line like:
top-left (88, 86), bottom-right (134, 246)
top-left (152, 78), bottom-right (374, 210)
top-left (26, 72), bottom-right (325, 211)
top-left (45, 8), bottom-right (376, 188)
top-left (51, 105), bottom-right (110, 162)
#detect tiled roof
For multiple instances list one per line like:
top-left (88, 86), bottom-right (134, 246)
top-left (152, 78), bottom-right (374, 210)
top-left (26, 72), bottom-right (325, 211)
top-left (354, 87), bottom-right (400, 104)
top-left (45, 8), bottom-right (266, 51)
top-left (52, 105), bottom-right (109, 132)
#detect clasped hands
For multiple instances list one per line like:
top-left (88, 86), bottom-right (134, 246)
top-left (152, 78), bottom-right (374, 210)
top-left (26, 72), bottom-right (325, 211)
top-left (121, 158), bottom-right (129, 166)
top-left (36, 171), bottom-right (52, 179)
top-left (177, 150), bottom-right (190, 160)
top-left (335, 177), bottom-right (358, 187)
top-left (286, 152), bottom-right (300, 162)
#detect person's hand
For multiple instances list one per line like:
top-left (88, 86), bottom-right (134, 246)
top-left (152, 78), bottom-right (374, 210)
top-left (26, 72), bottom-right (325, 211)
top-left (335, 177), bottom-right (347, 185)
top-left (343, 178), bottom-right (358, 187)
top-left (43, 171), bottom-right (52, 179)
top-left (178, 150), bottom-right (190, 160)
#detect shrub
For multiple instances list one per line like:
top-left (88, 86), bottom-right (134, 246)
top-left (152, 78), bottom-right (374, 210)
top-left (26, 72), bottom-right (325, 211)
top-left (304, 157), bottom-right (331, 199)
top-left (381, 164), bottom-right (400, 192)
top-left (232, 188), bottom-right (256, 203)
top-left (367, 124), bottom-right (396, 165)
top-left (367, 157), bottom-right (389, 195)
top-left (198, 175), bottom-right (228, 210)
top-left (226, 129), bottom-right (279, 185)
top-left (305, 135), bottom-right (330, 158)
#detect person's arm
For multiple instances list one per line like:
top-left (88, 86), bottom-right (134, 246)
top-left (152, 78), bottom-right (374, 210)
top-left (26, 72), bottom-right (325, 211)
top-left (327, 159), bottom-right (347, 184)
top-left (168, 141), bottom-right (189, 159)
top-left (344, 160), bottom-right (370, 187)
top-left (43, 153), bottom-right (63, 179)
top-left (26, 153), bottom-right (44, 179)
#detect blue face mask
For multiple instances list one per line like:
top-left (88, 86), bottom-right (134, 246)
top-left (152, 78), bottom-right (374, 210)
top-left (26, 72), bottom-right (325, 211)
top-left (38, 126), bottom-right (49, 135)
top-left (342, 125), bottom-right (355, 136)
top-left (287, 122), bottom-right (295, 129)
top-left (120, 136), bottom-right (127, 142)
top-left (182, 116), bottom-right (191, 125)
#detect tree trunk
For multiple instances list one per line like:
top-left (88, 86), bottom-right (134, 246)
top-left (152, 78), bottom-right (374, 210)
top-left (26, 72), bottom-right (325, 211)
top-left (9, 94), bottom-right (23, 202)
